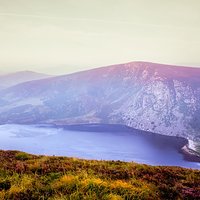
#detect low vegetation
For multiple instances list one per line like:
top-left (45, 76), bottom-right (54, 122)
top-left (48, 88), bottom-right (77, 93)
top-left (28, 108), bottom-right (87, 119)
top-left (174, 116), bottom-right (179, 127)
top-left (0, 150), bottom-right (199, 199)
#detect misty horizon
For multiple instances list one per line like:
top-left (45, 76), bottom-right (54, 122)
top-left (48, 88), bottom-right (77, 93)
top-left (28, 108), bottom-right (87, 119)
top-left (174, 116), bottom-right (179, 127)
top-left (1, 60), bottom-right (200, 76)
top-left (0, 0), bottom-right (200, 74)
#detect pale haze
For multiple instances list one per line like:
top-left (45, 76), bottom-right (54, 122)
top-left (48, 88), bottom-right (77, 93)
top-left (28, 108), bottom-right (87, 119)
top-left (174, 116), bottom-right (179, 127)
top-left (0, 0), bottom-right (200, 75)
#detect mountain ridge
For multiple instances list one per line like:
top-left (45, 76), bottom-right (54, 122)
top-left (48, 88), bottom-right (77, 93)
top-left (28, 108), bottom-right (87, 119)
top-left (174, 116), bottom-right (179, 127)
top-left (0, 61), bottom-right (200, 145)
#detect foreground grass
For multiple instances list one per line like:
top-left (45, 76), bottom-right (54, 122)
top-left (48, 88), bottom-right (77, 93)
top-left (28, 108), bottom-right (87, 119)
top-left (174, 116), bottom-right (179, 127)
top-left (0, 150), bottom-right (199, 199)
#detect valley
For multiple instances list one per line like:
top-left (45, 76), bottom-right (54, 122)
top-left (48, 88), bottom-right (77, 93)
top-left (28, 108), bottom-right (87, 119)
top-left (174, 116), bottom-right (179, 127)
top-left (0, 62), bottom-right (200, 153)
top-left (1, 0), bottom-right (200, 198)
top-left (0, 62), bottom-right (200, 199)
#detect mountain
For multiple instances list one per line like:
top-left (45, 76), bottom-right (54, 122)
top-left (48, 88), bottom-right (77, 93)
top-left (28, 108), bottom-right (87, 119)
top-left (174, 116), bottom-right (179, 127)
top-left (0, 71), bottom-right (51, 89)
top-left (0, 61), bottom-right (200, 143)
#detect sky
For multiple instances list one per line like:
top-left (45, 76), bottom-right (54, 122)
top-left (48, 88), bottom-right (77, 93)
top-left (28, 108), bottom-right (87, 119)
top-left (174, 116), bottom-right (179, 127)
top-left (0, 0), bottom-right (200, 75)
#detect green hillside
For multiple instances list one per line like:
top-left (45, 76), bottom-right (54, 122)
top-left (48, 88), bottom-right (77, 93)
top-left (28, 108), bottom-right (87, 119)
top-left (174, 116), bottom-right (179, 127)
top-left (0, 150), bottom-right (199, 200)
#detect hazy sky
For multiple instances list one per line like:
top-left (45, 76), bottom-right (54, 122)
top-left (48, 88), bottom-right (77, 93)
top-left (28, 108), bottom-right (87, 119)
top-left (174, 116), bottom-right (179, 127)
top-left (0, 0), bottom-right (200, 75)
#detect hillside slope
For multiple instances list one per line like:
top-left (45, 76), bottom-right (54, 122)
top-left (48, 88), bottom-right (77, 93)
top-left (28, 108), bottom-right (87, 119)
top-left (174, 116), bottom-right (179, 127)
top-left (0, 150), bottom-right (199, 199)
top-left (0, 62), bottom-right (200, 143)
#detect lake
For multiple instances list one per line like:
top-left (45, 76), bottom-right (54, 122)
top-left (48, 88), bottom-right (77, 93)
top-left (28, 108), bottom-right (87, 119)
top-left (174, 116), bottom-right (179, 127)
top-left (0, 124), bottom-right (199, 169)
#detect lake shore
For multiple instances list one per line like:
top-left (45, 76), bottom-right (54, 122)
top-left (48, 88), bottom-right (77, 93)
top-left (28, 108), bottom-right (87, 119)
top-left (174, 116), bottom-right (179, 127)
top-left (0, 123), bottom-right (199, 168)
top-left (55, 123), bottom-right (200, 164)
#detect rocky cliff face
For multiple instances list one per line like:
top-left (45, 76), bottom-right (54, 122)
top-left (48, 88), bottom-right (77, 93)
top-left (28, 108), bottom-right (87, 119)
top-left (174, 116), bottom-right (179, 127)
top-left (0, 62), bottom-right (200, 141)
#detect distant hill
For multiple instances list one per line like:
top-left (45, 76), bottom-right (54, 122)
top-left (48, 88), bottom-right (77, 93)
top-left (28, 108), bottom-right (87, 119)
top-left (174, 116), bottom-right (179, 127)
top-left (0, 62), bottom-right (200, 144)
top-left (0, 71), bottom-right (51, 89)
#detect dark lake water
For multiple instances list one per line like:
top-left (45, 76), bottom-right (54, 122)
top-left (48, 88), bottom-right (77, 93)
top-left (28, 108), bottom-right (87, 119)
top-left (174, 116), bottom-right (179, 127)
top-left (0, 124), bottom-right (199, 169)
